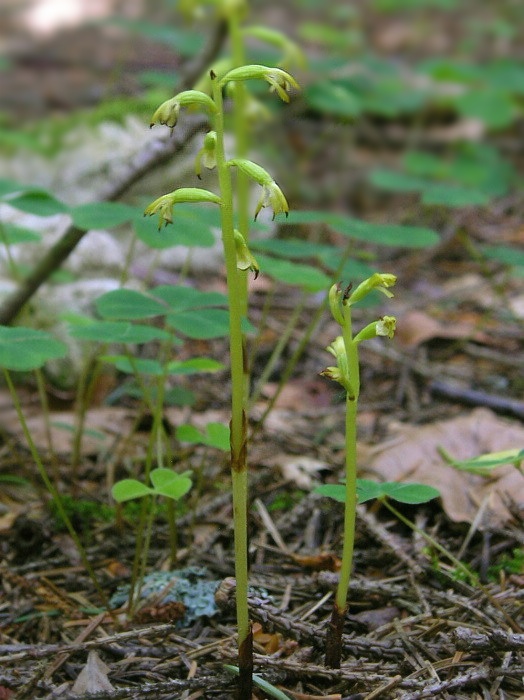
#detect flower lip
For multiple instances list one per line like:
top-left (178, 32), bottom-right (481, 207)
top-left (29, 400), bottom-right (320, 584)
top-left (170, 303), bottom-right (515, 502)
top-left (254, 181), bottom-right (289, 220)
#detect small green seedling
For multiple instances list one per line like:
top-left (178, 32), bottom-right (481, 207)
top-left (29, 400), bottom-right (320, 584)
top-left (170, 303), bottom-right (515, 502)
top-left (112, 468), bottom-right (193, 504)
top-left (318, 274), bottom-right (397, 668)
top-left (112, 468), bottom-right (193, 610)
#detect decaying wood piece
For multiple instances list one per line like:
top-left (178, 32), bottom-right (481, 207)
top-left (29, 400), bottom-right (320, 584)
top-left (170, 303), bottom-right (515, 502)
top-left (452, 626), bottom-right (524, 652)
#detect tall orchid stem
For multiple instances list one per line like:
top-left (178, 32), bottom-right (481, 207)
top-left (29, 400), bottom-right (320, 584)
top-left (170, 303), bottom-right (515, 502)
top-left (211, 73), bottom-right (252, 698)
top-left (326, 303), bottom-right (360, 668)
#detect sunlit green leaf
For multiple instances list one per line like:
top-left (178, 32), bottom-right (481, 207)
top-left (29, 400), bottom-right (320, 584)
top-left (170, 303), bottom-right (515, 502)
top-left (112, 479), bottom-right (152, 502)
top-left (149, 468), bottom-right (193, 500)
top-left (168, 308), bottom-right (237, 339)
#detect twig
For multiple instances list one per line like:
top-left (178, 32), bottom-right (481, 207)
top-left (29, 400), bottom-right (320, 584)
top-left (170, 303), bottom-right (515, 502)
top-left (430, 380), bottom-right (524, 420)
top-left (397, 663), bottom-right (491, 699)
top-left (452, 626), bottom-right (524, 652)
top-left (0, 623), bottom-right (177, 665)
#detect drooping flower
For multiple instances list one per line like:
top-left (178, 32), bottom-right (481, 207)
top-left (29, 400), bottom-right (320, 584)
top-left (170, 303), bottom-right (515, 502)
top-left (320, 336), bottom-right (354, 396)
top-left (234, 230), bottom-right (259, 278)
top-left (354, 315), bottom-right (397, 343)
top-left (144, 193), bottom-right (176, 229)
top-left (150, 91), bottom-right (217, 133)
top-left (195, 131), bottom-right (218, 179)
top-left (144, 188), bottom-right (221, 229)
top-left (150, 98), bottom-right (180, 131)
top-left (347, 273), bottom-right (397, 306)
top-left (220, 65), bottom-right (299, 103)
top-left (254, 181), bottom-right (289, 220)
top-left (264, 69), bottom-right (300, 103)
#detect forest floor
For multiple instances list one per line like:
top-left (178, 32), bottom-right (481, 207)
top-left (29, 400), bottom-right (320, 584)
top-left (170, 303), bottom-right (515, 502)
top-left (0, 3), bottom-right (523, 699)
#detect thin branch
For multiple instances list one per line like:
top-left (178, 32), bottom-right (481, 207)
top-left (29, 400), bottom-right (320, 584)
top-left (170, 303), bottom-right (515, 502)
top-left (0, 21), bottom-right (226, 326)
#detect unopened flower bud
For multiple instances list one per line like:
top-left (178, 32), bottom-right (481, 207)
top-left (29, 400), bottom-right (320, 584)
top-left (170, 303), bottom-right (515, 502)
top-left (328, 283), bottom-right (344, 326)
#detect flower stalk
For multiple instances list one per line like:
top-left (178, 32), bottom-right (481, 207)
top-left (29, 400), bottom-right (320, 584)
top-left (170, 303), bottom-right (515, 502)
top-left (322, 276), bottom-right (397, 668)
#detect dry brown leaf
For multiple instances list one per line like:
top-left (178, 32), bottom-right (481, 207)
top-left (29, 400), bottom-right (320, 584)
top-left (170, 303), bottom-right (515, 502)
top-left (395, 310), bottom-right (489, 348)
top-left (71, 650), bottom-right (114, 695)
top-left (277, 456), bottom-right (330, 489)
top-left (362, 409), bottom-right (524, 526)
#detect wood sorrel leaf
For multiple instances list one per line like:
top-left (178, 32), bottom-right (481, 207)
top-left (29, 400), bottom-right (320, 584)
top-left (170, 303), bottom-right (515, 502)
top-left (96, 289), bottom-right (167, 320)
top-left (71, 202), bottom-right (137, 230)
top-left (176, 422), bottom-right (230, 450)
top-left (68, 321), bottom-right (171, 344)
top-left (149, 468), bottom-right (193, 500)
top-left (112, 479), bottom-right (152, 502)
top-left (316, 480), bottom-right (440, 505)
top-left (7, 191), bottom-right (68, 216)
top-left (0, 327), bottom-right (67, 371)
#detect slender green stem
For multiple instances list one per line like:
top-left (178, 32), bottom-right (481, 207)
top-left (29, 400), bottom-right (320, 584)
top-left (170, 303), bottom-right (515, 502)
top-left (228, 13), bottom-right (250, 245)
top-left (382, 499), bottom-right (475, 582)
top-left (212, 74), bottom-right (250, 648)
top-left (4, 369), bottom-right (110, 610)
top-left (335, 304), bottom-right (360, 612)
top-left (249, 298), bottom-right (305, 409)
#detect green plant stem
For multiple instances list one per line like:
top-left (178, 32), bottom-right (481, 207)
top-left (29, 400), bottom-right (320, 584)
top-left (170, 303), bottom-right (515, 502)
top-left (211, 74), bottom-right (251, 655)
top-left (3, 369), bottom-right (110, 610)
top-left (228, 14), bottom-right (250, 244)
top-left (249, 297), bottom-right (305, 409)
top-left (382, 499), bottom-right (475, 582)
top-left (336, 304), bottom-right (360, 612)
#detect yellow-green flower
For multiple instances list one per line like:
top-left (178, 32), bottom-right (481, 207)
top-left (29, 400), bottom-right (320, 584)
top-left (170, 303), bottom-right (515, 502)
top-left (195, 131), bottom-right (218, 179)
top-left (376, 315), bottom-right (396, 339)
top-left (265, 68), bottom-right (300, 103)
top-left (254, 181), bottom-right (289, 220)
top-left (347, 273), bottom-right (397, 306)
top-left (320, 336), bottom-right (353, 396)
top-left (144, 193), bottom-right (175, 229)
top-left (150, 98), bottom-right (180, 131)
top-left (234, 230), bottom-right (259, 278)
top-left (144, 187), bottom-right (221, 229)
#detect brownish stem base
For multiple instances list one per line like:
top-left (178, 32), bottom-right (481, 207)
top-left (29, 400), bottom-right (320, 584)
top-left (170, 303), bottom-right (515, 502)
top-left (237, 625), bottom-right (253, 700)
top-left (325, 603), bottom-right (346, 668)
